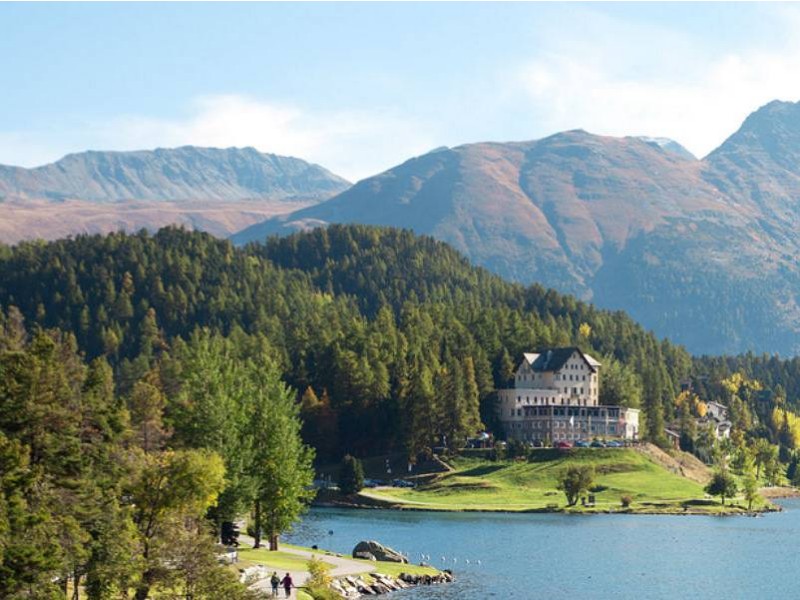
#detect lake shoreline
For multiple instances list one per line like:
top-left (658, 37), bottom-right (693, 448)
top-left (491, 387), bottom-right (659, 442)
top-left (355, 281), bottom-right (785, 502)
top-left (315, 495), bottom-right (780, 517)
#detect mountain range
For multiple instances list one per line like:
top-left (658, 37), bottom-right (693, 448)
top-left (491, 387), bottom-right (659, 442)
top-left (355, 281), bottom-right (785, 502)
top-left (0, 146), bottom-right (350, 241)
top-left (5, 101), bottom-right (800, 356)
top-left (232, 100), bottom-right (800, 357)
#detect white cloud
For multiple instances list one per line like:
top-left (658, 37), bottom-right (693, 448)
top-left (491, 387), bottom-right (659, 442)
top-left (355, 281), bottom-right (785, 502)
top-left (94, 95), bottom-right (437, 182)
top-left (0, 95), bottom-right (436, 182)
top-left (5, 5), bottom-right (800, 176)
top-left (514, 9), bottom-right (800, 157)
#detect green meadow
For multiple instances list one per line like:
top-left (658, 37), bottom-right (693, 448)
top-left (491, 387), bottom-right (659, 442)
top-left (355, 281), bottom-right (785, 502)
top-left (359, 448), bottom-right (767, 514)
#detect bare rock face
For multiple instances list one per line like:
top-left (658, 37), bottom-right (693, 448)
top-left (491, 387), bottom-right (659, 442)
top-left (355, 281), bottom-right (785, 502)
top-left (352, 540), bottom-right (407, 563)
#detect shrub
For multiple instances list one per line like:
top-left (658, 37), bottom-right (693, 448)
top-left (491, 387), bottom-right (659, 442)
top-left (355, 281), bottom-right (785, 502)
top-left (506, 439), bottom-right (527, 459)
top-left (307, 555), bottom-right (332, 588)
top-left (305, 586), bottom-right (343, 600)
top-left (620, 495), bottom-right (633, 508)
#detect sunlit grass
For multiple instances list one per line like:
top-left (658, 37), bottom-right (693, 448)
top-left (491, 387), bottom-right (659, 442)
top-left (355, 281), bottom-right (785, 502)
top-left (359, 449), bottom-right (759, 513)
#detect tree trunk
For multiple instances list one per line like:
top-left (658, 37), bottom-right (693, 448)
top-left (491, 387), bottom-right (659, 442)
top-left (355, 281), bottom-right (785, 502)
top-left (253, 499), bottom-right (262, 549)
top-left (72, 570), bottom-right (80, 600)
top-left (215, 509), bottom-right (222, 544)
top-left (269, 533), bottom-right (279, 551)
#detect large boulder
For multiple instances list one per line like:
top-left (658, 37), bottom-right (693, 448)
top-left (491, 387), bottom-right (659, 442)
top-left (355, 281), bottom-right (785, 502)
top-left (352, 540), bottom-right (408, 563)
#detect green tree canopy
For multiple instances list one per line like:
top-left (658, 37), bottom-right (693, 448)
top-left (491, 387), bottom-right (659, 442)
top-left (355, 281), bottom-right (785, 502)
top-left (557, 465), bottom-right (595, 506)
top-left (339, 455), bottom-right (365, 495)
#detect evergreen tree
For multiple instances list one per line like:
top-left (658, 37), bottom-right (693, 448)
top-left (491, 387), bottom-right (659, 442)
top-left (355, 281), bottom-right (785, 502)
top-left (338, 455), bottom-right (365, 495)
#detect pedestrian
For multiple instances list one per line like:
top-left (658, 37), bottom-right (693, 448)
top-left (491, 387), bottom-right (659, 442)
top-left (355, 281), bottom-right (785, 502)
top-left (270, 572), bottom-right (280, 597)
top-left (281, 572), bottom-right (293, 598)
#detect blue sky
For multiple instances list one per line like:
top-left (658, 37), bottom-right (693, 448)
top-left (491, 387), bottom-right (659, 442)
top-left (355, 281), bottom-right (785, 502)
top-left (2, 2), bottom-right (800, 180)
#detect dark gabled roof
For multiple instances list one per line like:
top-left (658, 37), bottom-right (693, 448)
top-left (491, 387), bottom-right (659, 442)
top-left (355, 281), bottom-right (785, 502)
top-left (528, 347), bottom-right (598, 373)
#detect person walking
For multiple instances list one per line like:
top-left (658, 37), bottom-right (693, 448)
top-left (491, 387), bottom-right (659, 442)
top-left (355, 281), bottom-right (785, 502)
top-left (281, 572), bottom-right (293, 598)
top-left (270, 572), bottom-right (280, 597)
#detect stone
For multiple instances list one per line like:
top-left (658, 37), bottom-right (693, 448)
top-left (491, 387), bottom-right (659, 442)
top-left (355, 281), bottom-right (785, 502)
top-left (352, 540), bottom-right (408, 563)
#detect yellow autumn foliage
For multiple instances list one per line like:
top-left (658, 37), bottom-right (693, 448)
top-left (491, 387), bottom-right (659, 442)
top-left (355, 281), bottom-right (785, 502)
top-left (674, 390), bottom-right (706, 417)
top-left (772, 407), bottom-right (800, 448)
top-left (696, 401), bottom-right (708, 418)
top-left (721, 372), bottom-right (762, 397)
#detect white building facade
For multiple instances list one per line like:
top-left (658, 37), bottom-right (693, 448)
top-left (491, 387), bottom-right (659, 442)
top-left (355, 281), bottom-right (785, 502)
top-left (497, 348), bottom-right (640, 443)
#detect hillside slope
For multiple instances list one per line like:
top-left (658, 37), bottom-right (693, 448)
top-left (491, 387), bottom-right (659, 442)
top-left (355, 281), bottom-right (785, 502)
top-left (0, 224), bottom-right (692, 457)
top-left (233, 103), bottom-right (800, 356)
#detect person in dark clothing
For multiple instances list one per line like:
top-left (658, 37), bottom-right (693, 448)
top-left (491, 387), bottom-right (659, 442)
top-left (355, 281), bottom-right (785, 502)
top-left (281, 573), bottom-right (293, 598)
top-left (270, 572), bottom-right (280, 597)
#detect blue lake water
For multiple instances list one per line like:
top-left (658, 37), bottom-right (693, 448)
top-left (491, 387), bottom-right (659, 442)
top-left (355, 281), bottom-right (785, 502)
top-left (285, 500), bottom-right (800, 599)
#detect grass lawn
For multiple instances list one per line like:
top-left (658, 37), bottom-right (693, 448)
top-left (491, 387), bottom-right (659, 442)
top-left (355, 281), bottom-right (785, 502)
top-left (359, 448), bottom-right (762, 514)
top-left (238, 547), bottom-right (335, 571)
top-left (354, 559), bottom-right (441, 577)
top-left (238, 543), bottom-right (439, 577)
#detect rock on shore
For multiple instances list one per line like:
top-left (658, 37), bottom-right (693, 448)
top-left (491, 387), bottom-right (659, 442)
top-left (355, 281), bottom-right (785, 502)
top-left (352, 540), bottom-right (407, 563)
top-left (331, 570), bottom-right (455, 597)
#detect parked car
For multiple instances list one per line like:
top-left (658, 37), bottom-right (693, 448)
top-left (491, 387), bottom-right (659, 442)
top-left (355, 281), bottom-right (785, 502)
top-left (554, 440), bottom-right (573, 449)
top-left (605, 440), bottom-right (623, 448)
top-left (392, 479), bottom-right (415, 488)
top-left (574, 440), bottom-right (590, 448)
top-left (590, 440), bottom-right (606, 448)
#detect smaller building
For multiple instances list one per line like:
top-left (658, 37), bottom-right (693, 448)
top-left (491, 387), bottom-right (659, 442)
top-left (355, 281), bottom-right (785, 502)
top-left (705, 401), bottom-right (729, 422)
top-left (666, 399), bottom-right (732, 444)
top-left (664, 428), bottom-right (681, 450)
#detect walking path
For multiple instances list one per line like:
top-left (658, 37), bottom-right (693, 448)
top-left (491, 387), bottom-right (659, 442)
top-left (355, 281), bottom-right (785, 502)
top-left (238, 534), bottom-right (376, 599)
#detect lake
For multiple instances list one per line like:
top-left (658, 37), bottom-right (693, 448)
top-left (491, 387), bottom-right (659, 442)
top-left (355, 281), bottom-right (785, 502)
top-left (285, 500), bottom-right (800, 599)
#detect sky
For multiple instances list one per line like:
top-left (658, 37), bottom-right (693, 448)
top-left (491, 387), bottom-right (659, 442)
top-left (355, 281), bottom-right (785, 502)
top-left (3, 2), bottom-right (800, 181)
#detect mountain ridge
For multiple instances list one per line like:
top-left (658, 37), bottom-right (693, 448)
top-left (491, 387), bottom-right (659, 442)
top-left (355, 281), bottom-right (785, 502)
top-left (0, 145), bottom-right (350, 203)
top-left (231, 100), bottom-right (800, 356)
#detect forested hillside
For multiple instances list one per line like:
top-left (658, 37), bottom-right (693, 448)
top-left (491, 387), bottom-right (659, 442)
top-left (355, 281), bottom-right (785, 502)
top-left (0, 225), bottom-right (694, 458)
top-left (233, 101), bottom-right (800, 357)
